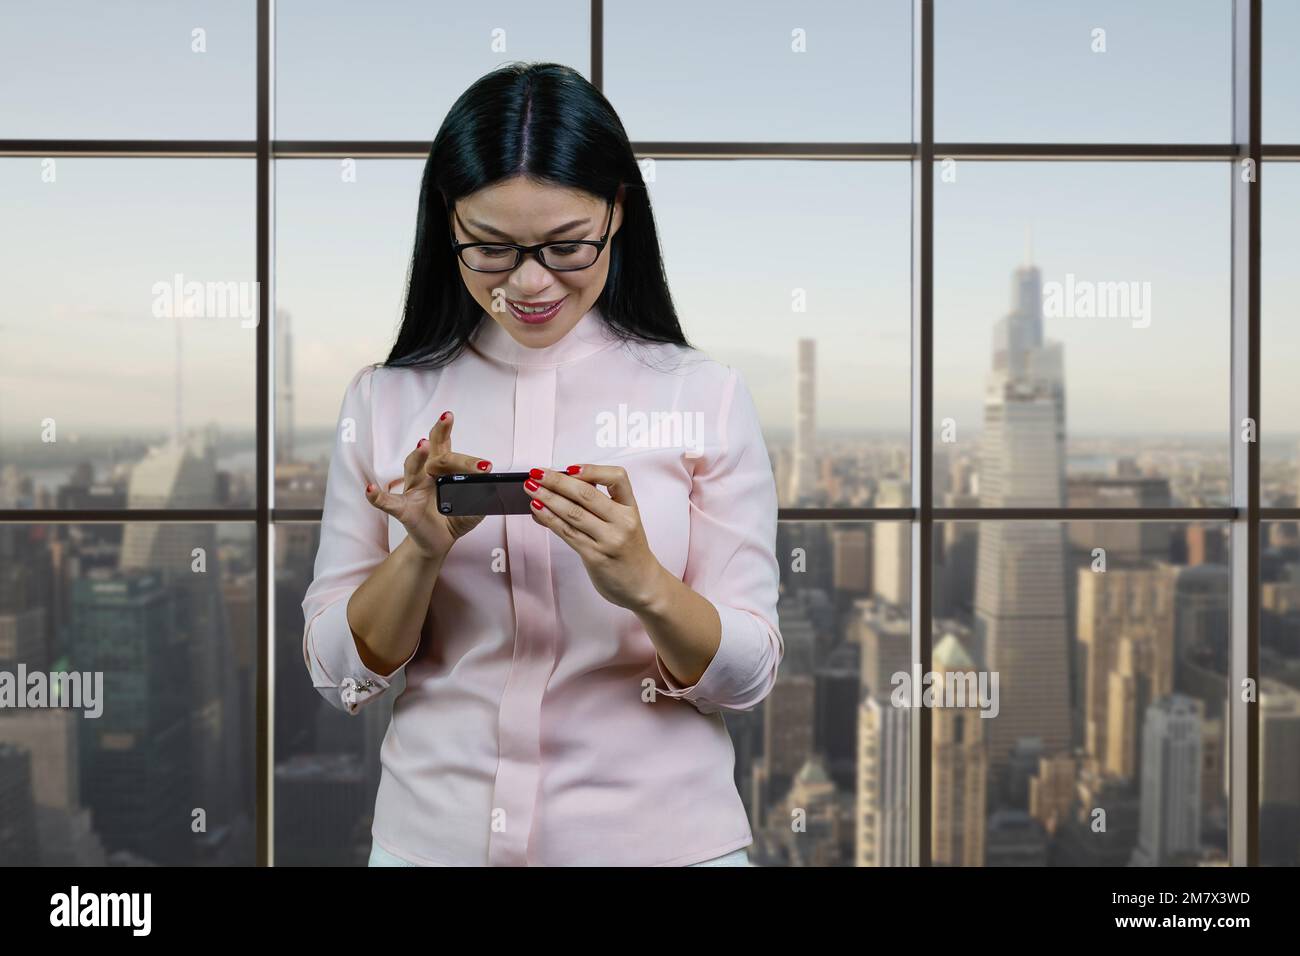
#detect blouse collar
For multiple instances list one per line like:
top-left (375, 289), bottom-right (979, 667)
top-left (468, 303), bottom-right (623, 368)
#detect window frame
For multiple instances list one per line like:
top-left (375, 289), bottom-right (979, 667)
top-left (0, 0), bottom-right (1287, 867)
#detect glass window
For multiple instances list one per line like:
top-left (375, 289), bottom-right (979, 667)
top-left (0, 522), bottom-right (256, 865)
top-left (652, 160), bottom-right (911, 508)
top-left (273, 159), bottom-right (424, 509)
top-left (935, 0), bottom-right (1232, 143)
top-left (274, 0), bottom-right (589, 140)
top-left (0, 0), bottom-right (256, 139)
top-left (0, 158), bottom-right (256, 510)
top-left (933, 162), bottom-right (1231, 509)
top-left (1263, 163), bottom-right (1300, 507)
top-left (936, 520), bottom-right (1230, 866)
top-left (605, 0), bottom-right (912, 143)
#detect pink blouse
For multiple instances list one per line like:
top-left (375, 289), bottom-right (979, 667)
top-left (300, 304), bottom-right (784, 866)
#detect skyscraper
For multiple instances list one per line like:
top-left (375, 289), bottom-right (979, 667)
top-left (792, 338), bottom-right (817, 504)
top-left (1132, 694), bottom-right (1204, 865)
top-left (857, 693), bottom-right (910, 867)
top-left (276, 306), bottom-right (295, 465)
top-left (973, 261), bottom-right (1071, 775)
top-left (873, 480), bottom-right (910, 607)
top-left (931, 633), bottom-right (987, 866)
top-left (1259, 680), bottom-right (1300, 865)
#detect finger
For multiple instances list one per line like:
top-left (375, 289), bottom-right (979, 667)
top-left (523, 472), bottom-right (604, 540)
top-left (424, 449), bottom-right (492, 477)
top-left (362, 480), bottom-right (408, 522)
top-left (427, 409), bottom-right (455, 456)
top-left (402, 437), bottom-right (433, 491)
top-left (528, 466), bottom-right (618, 522)
top-left (528, 494), bottom-right (600, 556)
top-left (557, 464), bottom-right (636, 508)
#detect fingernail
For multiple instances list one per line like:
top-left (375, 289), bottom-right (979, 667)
top-left (439, 411), bottom-right (450, 421)
top-left (364, 483), bottom-right (373, 493)
top-left (565, 465), bottom-right (581, 475)
top-left (417, 438), bottom-right (427, 448)
top-left (529, 467), bottom-right (545, 480)
top-left (524, 478), bottom-right (539, 491)
top-left (476, 460), bottom-right (491, 471)
top-left (531, 499), bottom-right (545, 511)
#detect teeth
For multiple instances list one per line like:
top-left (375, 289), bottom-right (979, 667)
top-left (512, 301), bottom-right (558, 314)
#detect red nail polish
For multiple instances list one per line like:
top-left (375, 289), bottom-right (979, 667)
top-left (524, 478), bottom-right (539, 491)
top-left (439, 411), bottom-right (449, 421)
top-left (531, 499), bottom-right (545, 511)
top-left (417, 438), bottom-right (427, 448)
top-left (476, 460), bottom-right (491, 471)
top-left (565, 465), bottom-right (581, 475)
top-left (364, 483), bottom-right (373, 493)
top-left (529, 467), bottom-right (544, 479)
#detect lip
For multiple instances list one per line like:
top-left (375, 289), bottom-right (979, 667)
top-left (506, 296), bottom-right (567, 325)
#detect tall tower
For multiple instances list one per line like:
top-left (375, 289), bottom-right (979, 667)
top-left (276, 307), bottom-right (295, 465)
top-left (930, 633), bottom-right (987, 866)
top-left (1132, 694), bottom-right (1203, 865)
top-left (792, 338), bottom-right (817, 504)
top-left (857, 693), bottom-right (910, 866)
top-left (873, 480), bottom-right (910, 607)
top-left (973, 261), bottom-right (1072, 777)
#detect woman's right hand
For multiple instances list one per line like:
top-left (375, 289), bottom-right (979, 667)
top-left (362, 410), bottom-right (490, 560)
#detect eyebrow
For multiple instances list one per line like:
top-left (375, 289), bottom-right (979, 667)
top-left (463, 215), bottom-right (591, 241)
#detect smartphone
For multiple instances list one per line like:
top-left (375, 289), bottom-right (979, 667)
top-left (435, 472), bottom-right (535, 516)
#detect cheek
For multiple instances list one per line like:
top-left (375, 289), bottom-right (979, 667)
top-left (462, 273), bottom-right (502, 308)
top-left (565, 262), bottom-right (608, 300)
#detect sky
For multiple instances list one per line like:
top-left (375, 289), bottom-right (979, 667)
top-left (1, 0), bottom-right (1298, 451)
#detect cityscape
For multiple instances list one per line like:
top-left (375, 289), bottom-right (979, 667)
top-left (1, 252), bottom-right (1298, 867)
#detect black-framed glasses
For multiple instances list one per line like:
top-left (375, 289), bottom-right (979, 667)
top-left (449, 198), bottom-right (616, 273)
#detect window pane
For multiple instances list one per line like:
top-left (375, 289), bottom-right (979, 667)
top-left (274, 159), bottom-right (424, 508)
top-left (0, 159), bottom-right (256, 510)
top-left (1264, 0), bottom-right (1300, 143)
top-left (274, 0), bottom-right (589, 140)
top-left (0, 522), bottom-right (256, 865)
top-left (1263, 162), bottom-right (1300, 506)
top-left (935, 0), bottom-right (1232, 143)
top-left (0, 0), bottom-right (255, 139)
top-left (605, 0), bottom-right (911, 142)
top-left (1260, 522), bottom-right (1300, 867)
top-left (275, 523), bottom-right (389, 865)
top-left (934, 162), bottom-right (1230, 509)
top-left (935, 520), bottom-right (1230, 866)
top-left (765, 521), bottom-right (910, 866)
top-left (652, 160), bottom-right (911, 507)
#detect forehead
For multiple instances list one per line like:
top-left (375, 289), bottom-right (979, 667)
top-left (455, 179), bottom-right (600, 236)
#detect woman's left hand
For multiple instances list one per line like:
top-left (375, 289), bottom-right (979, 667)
top-left (523, 464), bottom-right (666, 613)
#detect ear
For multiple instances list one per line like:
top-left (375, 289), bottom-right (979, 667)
top-left (612, 184), bottom-right (627, 236)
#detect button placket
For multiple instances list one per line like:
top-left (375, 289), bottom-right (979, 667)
top-left (486, 363), bottom-right (559, 866)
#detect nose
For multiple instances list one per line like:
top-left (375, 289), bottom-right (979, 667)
top-left (509, 253), bottom-right (556, 291)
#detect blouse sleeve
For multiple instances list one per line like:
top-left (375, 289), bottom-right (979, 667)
top-left (654, 366), bottom-right (784, 715)
top-left (301, 364), bottom-right (416, 715)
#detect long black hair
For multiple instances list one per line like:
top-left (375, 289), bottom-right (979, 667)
top-left (383, 62), bottom-right (689, 370)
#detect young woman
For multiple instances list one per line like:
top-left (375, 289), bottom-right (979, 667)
top-left (301, 62), bottom-right (783, 867)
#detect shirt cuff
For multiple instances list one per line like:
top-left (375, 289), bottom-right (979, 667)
top-left (653, 602), bottom-right (772, 715)
top-left (305, 593), bottom-right (416, 715)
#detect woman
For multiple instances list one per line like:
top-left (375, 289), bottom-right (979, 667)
top-left (301, 62), bottom-right (783, 867)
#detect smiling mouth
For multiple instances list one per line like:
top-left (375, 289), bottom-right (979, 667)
top-left (506, 296), bottom-right (567, 323)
